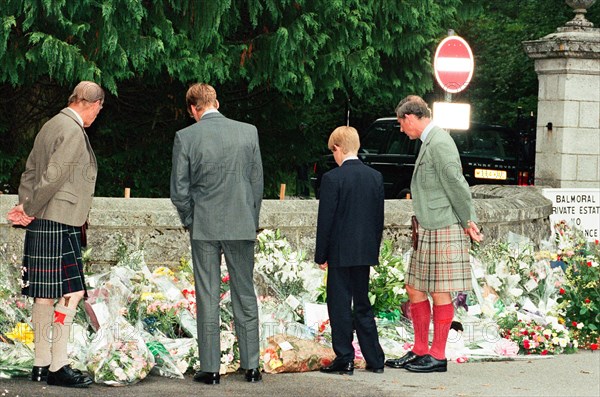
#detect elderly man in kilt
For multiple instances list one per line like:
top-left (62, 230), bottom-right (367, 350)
top-left (385, 96), bottom-right (482, 373)
top-left (7, 81), bottom-right (104, 388)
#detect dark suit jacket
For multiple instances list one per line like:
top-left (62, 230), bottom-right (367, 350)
top-left (314, 159), bottom-right (384, 267)
top-left (18, 108), bottom-right (97, 227)
top-left (170, 112), bottom-right (263, 240)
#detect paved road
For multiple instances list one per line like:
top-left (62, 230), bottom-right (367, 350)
top-left (1, 351), bottom-right (599, 397)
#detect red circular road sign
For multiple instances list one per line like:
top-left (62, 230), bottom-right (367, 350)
top-left (434, 36), bottom-right (474, 94)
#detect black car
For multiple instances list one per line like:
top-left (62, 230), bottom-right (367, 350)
top-left (313, 117), bottom-right (535, 199)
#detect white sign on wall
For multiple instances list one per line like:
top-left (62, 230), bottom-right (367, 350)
top-left (542, 188), bottom-right (600, 241)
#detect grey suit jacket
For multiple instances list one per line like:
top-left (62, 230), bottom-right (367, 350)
top-left (18, 108), bottom-right (97, 227)
top-left (170, 112), bottom-right (263, 240)
top-left (410, 125), bottom-right (477, 230)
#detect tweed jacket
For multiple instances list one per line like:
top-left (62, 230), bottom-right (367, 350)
top-left (314, 159), bottom-right (384, 267)
top-left (170, 112), bottom-right (263, 240)
top-left (18, 108), bottom-right (97, 227)
top-left (410, 125), bottom-right (477, 230)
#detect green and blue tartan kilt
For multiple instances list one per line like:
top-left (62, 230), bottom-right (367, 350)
top-left (406, 223), bottom-right (471, 292)
top-left (21, 219), bottom-right (87, 299)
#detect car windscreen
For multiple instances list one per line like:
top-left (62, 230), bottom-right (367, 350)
top-left (450, 127), bottom-right (517, 161)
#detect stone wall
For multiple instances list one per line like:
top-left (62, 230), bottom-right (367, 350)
top-left (0, 185), bottom-right (552, 269)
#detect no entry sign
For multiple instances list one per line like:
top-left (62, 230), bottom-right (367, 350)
top-left (434, 35), bottom-right (474, 93)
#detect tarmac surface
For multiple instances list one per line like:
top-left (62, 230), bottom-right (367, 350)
top-left (1, 351), bottom-right (599, 397)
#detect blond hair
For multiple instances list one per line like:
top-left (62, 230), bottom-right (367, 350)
top-left (328, 126), bottom-right (360, 154)
top-left (186, 83), bottom-right (218, 115)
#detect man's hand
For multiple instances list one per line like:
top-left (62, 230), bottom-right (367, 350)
top-left (7, 204), bottom-right (34, 227)
top-left (318, 262), bottom-right (328, 270)
top-left (465, 221), bottom-right (483, 243)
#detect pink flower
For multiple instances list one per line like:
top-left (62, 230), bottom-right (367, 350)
top-left (352, 339), bottom-right (364, 360)
top-left (495, 338), bottom-right (519, 357)
top-left (222, 274), bottom-right (230, 283)
top-left (455, 356), bottom-right (468, 363)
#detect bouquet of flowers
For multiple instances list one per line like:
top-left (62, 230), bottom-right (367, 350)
top-left (498, 312), bottom-right (577, 355)
top-left (553, 223), bottom-right (600, 348)
top-left (261, 334), bottom-right (335, 373)
top-left (369, 241), bottom-right (408, 319)
top-left (86, 317), bottom-right (155, 386)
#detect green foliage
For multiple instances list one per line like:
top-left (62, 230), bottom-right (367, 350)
top-left (4, 1), bottom-right (594, 197)
top-left (556, 239), bottom-right (600, 348)
top-left (454, 0), bottom-right (600, 126)
top-left (368, 240), bottom-right (408, 317)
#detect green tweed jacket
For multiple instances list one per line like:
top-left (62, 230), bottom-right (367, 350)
top-left (410, 125), bottom-right (477, 230)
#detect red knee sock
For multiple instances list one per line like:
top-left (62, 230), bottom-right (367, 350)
top-left (429, 303), bottom-right (454, 360)
top-left (410, 300), bottom-right (431, 356)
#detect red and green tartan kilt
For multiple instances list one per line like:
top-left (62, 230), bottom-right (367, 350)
top-left (21, 219), bottom-right (87, 299)
top-left (406, 223), bottom-right (471, 292)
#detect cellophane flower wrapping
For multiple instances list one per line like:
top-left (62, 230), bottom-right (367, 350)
top-left (0, 341), bottom-right (33, 379)
top-left (262, 334), bottom-right (335, 373)
top-left (86, 316), bottom-right (154, 386)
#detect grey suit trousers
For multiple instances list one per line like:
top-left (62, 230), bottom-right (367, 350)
top-left (191, 239), bottom-right (260, 372)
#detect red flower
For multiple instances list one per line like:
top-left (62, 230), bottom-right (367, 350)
top-left (595, 239), bottom-right (599, 245)
top-left (523, 330), bottom-right (529, 336)
top-left (585, 298), bottom-right (591, 304)
top-left (222, 274), bottom-right (230, 283)
top-left (590, 344), bottom-right (599, 351)
top-left (559, 288), bottom-right (566, 295)
top-left (572, 321), bottom-right (578, 327)
top-left (541, 350), bottom-right (548, 356)
top-left (587, 261), bottom-right (592, 267)
top-left (523, 340), bottom-right (530, 349)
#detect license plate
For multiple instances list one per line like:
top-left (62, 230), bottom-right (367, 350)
top-left (474, 168), bottom-right (507, 180)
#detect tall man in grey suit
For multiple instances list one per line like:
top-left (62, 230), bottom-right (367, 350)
top-left (170, 83), bottom-right (264, 384)
top-left (7, 81), bottom-right (104, 388)
top-left (385, 96), bottom-right (482, 373)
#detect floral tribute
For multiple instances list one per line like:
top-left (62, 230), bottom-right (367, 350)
top-left (0, 222), bottom-right (598, 384)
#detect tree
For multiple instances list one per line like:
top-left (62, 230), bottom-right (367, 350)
top-left (453, 0), bottom-right (600, 126)
top-left (0, 1), bottom-right (478, 197)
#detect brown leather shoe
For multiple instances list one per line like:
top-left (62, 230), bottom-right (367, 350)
top-left (46, 365), bottom-right (93, 388)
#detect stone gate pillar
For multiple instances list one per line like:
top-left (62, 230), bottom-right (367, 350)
top-left (523, 0), bottom-right (600, 188)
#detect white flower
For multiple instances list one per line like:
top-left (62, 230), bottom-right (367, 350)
top-left (485, 274), bottom-right (502, 290)
top-left (577, 322), bottom-right (584, 330)
top-left (508, 287), bottom-right (523, 298)
top-left (496, 261), bottom-right (510, 278)
top-left (558, 338), bottom-right (568, 348)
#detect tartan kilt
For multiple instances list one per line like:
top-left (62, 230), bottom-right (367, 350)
top-left (21, 219), bottom-right (87, 299)
top-left (406, 223), bottom-right (471, 292)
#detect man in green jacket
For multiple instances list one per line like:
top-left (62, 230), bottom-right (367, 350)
top-left (385, 96), bottom-right (482, 373)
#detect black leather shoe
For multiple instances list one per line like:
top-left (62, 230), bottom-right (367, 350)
top-left (245, 368), bottom-right (262, 382)
top-left (365, 365), bottom-right (384, 374)
top-left (320, 360), bottom-right (354, 375)
top-left (384, 351), bottom-right (422, 369)
top-left (193, 371), bottom-right (220, 384)
top-left (31, 365), bottom-right (49, 382)
top-left (46, 365), bottom-right (93, 388)
top-left (404, 354), bottom-right (447, 373)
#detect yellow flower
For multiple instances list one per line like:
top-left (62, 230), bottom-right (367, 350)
top-left (153, 266), bottom-right (174, 277)
top-left (6, 322), bottom-right (34, 348)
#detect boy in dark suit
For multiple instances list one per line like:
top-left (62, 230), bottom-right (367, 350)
top-left (315, 126), bottom-right (385, 375)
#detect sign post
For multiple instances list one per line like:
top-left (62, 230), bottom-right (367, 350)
top-left (434, 35), bottom-right (474, 93)
top-left (433, 34), bottom-right (474, 130)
